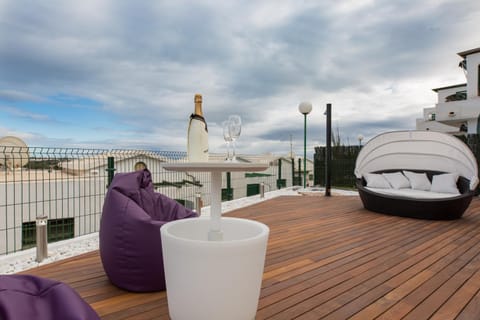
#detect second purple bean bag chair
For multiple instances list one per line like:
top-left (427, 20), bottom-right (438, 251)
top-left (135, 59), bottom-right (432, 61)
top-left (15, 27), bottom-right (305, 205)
top-left (100, 169), bottom-right (197, 292)
top-left (0, 274), bottom-right (100, 320)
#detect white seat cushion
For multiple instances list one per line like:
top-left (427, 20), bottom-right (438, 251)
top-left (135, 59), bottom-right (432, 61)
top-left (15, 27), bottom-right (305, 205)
top-left (403, 171), bottom-right (431, 191)
top-left (382, 172), bottom-right (411, 189)
top-left (364, 173), bottom-right (391, 189)
top-left (365, 187), bottom-right (459, 199)
top-left (430, 173), bottom-right (460, 194)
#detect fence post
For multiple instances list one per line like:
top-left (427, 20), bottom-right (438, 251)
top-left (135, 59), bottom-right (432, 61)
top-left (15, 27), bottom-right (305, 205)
top-left (106, 156), bottom-right (115, 188)
top-left (226, 172), bottom-right (233, 200)
top-left (260, 182), bottom-right (265, 198)
top-left (291, 157), bottom-right (295, 186)
top-left (298, 158), bottom-right (302, 187)
top-left (195, 192), bottom-right (202, 216)
top-left (325, 103), bottom-right (332, 196)
top-left (277, 158), bottom-right (282, 189)
top-left (36, 216), bottom-right (48, 262)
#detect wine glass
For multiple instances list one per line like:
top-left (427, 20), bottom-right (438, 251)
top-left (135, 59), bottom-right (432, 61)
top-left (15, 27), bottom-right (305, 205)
top-left (228, 115), bottom-right (242, 162)
top-left (222, 120), bottom-right (232, 161)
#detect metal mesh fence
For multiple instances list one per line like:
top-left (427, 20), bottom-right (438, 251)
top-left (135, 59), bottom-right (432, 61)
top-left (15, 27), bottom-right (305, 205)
top-left (314, 145), bottom-right (361, 189)
top-left (314, 134), bottom-right (480, 190)
top-left (1, 147), bottom-right (291, 255)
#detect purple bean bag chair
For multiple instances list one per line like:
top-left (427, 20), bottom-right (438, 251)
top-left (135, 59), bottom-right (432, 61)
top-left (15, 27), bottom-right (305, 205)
top-left (0, 274), bottom-right (99, 320)
top-left (100, 169), bottom-right (197, 292)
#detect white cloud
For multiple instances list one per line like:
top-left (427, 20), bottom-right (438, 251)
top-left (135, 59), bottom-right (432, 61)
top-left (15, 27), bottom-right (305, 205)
top-left (0, 106), bottom-right (50, 121)
top-left (0, 0), bottom-right (479, 155)
top-left (0, 90), bottom-right (44, 102)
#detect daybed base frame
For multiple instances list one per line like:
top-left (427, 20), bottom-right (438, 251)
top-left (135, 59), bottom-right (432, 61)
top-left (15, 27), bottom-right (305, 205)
top-left (356, 170), bottom-right (474, 220)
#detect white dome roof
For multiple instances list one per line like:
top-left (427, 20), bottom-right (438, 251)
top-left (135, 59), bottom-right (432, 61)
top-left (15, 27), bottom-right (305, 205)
top-left (0, 136), bottom-right (29, 168)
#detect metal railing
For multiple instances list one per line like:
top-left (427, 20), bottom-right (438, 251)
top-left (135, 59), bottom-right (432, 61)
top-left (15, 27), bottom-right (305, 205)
top-left (1, 147), bottom-right (291, 255)
top-left (314, 135), bottom-right (480, 191)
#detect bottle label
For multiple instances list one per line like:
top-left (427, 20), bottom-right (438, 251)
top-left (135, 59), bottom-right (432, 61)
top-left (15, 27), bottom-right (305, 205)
top-left (189, 114), bottom-right (208, 132)
top-left (188, 116), bottom-right (209, 162)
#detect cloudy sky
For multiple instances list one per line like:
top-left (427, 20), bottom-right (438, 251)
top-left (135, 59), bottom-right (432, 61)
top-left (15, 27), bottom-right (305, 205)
top-left (0, 0), bottom-right (479, 157)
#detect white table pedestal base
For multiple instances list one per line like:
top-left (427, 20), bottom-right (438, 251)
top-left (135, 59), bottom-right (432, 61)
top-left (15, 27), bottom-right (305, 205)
top-left (208, 171), bottom-right (223, 241)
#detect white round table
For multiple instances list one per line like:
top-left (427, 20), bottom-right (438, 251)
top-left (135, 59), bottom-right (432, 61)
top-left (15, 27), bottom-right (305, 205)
top-left (162, 162), bottom-right (269, 241)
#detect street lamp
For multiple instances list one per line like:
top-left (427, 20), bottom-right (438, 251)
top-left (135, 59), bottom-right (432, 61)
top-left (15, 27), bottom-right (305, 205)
top-left (298, 101), bottom-right (312, 188)
top-left (357, 134), bottom-right (364, 147)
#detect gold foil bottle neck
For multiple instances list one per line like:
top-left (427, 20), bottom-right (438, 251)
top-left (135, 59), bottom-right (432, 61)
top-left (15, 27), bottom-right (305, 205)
top-left (194, 94), bottom-right (203, 116)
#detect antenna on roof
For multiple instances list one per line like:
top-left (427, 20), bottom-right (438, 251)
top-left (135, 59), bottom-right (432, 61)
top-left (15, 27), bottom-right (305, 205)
top-left (290, 134), bottom-right (293, 158)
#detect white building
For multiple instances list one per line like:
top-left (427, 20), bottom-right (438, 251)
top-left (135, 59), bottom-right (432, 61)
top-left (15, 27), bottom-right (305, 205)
top-left (416, 47), bottom-right (480, 134)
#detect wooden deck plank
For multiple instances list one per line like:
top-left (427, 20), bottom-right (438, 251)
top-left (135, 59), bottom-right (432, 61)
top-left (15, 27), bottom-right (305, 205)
top-left (261, 230), bottom-right (467, 319)
top-left (260, 217), bottom-right (453, 294)
top-left (256, 204), bottom-right (474, 318)
top-left (430, 266), bottom-right (480, 319)
top-left (16, 195), bottom-right (480, 319)
top-left (374, 231), bottom-right (480, 318)
top-left (402, 245), bottom-right (480, 319)
top-left (348, 229), bottom-right (480, 319)
top-left (315, 225), bottom-right (480, 320)
top-left (456, 284), bottom-right (480, 320)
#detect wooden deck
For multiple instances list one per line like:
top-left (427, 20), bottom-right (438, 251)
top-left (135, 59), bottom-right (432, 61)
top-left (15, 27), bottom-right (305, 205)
top-left (20, 195), bottom-right (480, 319)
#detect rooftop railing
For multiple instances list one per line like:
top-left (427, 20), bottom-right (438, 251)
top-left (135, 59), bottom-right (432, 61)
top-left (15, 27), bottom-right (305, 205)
top-left (1, 147), bottom-right (291, 255)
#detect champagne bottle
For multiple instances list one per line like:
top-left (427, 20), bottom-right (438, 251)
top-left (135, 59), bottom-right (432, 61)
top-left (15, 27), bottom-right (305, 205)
top-left (187, 94), bottom-right (209, 162)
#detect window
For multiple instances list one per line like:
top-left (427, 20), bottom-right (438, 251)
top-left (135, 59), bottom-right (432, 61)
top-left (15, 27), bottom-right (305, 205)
top-left (276, 179), bottom-right (286, 189)
top-left (22, 221), bottom-right (36, 249)
top-left (48, 218), bottom-right (74, 243)
top-left (222, 188), bottom-right (233, 201)
top-left (246, 184), bottom-right (260, 196)
top-left (22, 218), bottom-right (75, 249)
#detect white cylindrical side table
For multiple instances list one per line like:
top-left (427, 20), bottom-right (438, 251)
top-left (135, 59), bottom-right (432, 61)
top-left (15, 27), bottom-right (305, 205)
top-left (161, 217), bottom-right (269, 320)
top-left (162, 162), bottom-right (270, 319)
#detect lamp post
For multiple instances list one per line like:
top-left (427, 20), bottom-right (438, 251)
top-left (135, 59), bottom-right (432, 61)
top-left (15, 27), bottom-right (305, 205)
top-left (298, 102), bottom-right (312, 188)
top-left (357, 134), bottom-right (364, 147)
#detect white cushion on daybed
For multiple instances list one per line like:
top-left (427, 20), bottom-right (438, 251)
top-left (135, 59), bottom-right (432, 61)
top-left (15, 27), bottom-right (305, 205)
top-left (365, 187), bottom-right (460, 199)
top-left (364, 173), bottom-right (391, 189)
top-left (430, 173), bottom-right (460, 194)
top-left (382, 172), bottom-right (410, 189)
top-left (403, 171), bottom-right (431, 191)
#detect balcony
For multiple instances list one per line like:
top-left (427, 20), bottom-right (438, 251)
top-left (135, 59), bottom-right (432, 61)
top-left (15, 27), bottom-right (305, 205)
top-left (445, 90), bottom-right (467, 102)
top-left (433, 97), bottom-right (480, 124)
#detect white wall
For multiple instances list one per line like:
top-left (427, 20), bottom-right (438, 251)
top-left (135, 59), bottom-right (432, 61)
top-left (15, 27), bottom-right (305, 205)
top-left (0, 177), bottom-right (105, 254)
top-left (466, 52), bottom-right (480, 99)
top-left (416, 118), bottom-right (459, 133)
top-left (435, 98), bottom-right (480, 122)
top-left (437, 85), bottom-right (466, 103)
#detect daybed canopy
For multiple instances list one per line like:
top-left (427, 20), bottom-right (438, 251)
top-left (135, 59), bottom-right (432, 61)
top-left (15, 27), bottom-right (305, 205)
top-left (354, 130), bottom-right (479, 190)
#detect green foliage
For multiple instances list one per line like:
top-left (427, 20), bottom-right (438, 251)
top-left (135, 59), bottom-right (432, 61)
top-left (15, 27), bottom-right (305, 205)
top-left (26, 159), bottom-right (62, 170)
top-left (245, 173), bottom-right (273, 178)
top-left (154, 179), bottom-right (203, 189)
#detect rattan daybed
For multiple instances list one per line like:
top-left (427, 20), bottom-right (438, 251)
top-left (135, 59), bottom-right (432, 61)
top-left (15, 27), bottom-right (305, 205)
top-left (354, 131), bottom-right (478, 220)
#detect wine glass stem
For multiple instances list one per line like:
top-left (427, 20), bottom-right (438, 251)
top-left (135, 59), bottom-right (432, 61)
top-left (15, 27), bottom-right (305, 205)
top-left (226, 142), bottom-right (231, 160)
top-left (232, 140), bottom-right (236, 160)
